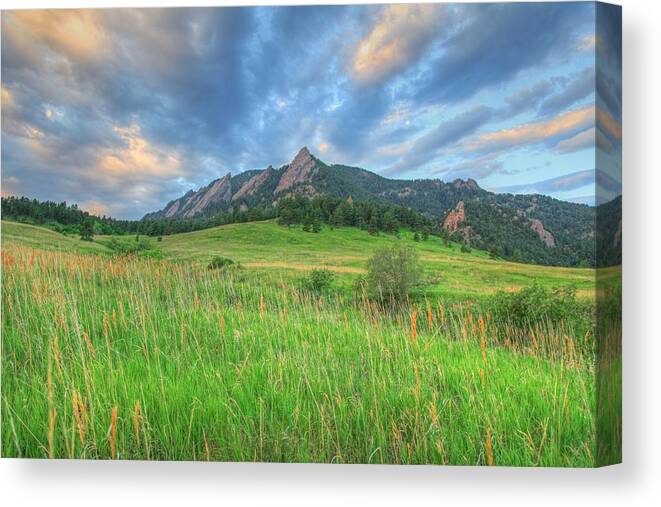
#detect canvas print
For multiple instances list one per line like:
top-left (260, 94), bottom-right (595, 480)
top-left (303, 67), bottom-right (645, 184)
top-left (0, 2), bottom-right (621, 466)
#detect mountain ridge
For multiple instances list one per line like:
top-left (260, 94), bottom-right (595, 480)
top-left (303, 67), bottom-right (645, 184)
top-left (144, 147), bottom-right (603, 267)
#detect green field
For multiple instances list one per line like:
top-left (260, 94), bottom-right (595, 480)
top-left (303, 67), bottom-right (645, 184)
top-left (2, 219), bottom-right (596, 300)
top-left (2, 220), bottom-right (600, 465)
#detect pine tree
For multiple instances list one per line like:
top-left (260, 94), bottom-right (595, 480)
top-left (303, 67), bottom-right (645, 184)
top-left (80, 219), bottom-right (94, 241)
top-left (302, 212), bottom-right (313, 232)
top-left (368, 215), bottom-right (379, 236)
top-left (312, 209), bottom-right (322, 233)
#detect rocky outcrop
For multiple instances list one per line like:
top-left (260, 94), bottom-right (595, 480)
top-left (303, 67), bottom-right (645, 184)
top-left (232, 166), bottom-right (275, 201)
top-left (443, 201), bottom-right (465, 233)
top-left (183, 173), bottom-right (232, 218)
top-left (530, 218), bottom-right (555, 247)
top-left (451, 178), bottom-right (479, 191)
top-left (163, 199), bottom-right (181, 218)
top-left (274, 147), bottom-right (317, 194)
top-left (145, 173), bottom-right (232, 220)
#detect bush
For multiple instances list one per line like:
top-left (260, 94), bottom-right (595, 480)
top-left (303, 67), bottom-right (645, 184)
top-left (105, 238), bottom-right (153, 255)
top-left (303, 269), bottom-right (335, 292)
top-left (208, 256), bottom-right (235, 270)
top-left (366, 244), bottom-right (422, 301)
top-left (489, 283), bottom-right (590, 331)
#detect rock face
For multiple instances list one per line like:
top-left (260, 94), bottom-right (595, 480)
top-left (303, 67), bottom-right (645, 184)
top-left (232, 166), bottom-right (275, 201)
top-left (274, 147), bottom-right (317, 194)
top-left (443, 201), bottom-right (465, 233)
top-left (146, 173), bottom-right (232, 220)
top-left (451, 178), bottom-right (479, 191)
top-left (530, 218), bottom-right (555, 247)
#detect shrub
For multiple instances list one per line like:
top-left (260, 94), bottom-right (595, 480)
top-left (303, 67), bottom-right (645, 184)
top-left (366, 244), bottom-right (422, 301)
top-left (208, 256), bottom-right (235, 270)
top-left (303, 269), bottom-right (335, 292)
top-left (489, 283), bottom-right (590, 331)
top-left (460, 243), bottom-right (471, 253)
top-left (105, 238), bottom-right (153, 255)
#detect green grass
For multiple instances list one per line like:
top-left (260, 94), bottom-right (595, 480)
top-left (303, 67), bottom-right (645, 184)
top-left (1, 245), bottom-right (595, 465)
top-left (3, 219), bottom-right (597, 302)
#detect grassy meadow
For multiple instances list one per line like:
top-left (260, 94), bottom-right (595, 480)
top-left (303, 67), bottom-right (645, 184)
top-left (2, 220), bottom-right (601, 465)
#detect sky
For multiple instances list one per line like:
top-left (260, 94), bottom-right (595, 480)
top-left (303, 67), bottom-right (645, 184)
top-left (1, 3), bottom-right (622, 220)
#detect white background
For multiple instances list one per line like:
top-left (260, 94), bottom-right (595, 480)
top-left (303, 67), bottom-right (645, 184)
top-left (0, 0), bottom-right (659, 505)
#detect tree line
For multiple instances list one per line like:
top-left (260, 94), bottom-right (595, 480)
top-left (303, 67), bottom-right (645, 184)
top-left (1, 195), bottom-right (276, 238)
top-left (276, 194), bottom-right (436, 238)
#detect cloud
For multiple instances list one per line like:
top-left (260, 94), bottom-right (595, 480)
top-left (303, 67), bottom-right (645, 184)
top-left (351, 4), bottom-right (441, 87)
top-left (413, 2), bottom-right (593, 105)
top-left (437, 153), bottom-right (504, 180)
top-left (6, 10), bottom-right (106, 61)
top-left (554, 127), bottom-right (595, 154)
top-left (463, 106), bottom-right (594, 154)
top-left (577, 34), bottom-right (597, 52)
top-left (494, 170), bottom-right (595, 195)
top-left (383, 106), bottom-right (494, 175)
top-left (502, 80), bottom-right (555, 118)
top-left (596, 106), bottom-right (622, 142)
top-left (97, 124), bottom-right (182, 178)
top-left (539, 67), bottom-right (594, 116)
top-left (596, 128), bottom-right (616, 154)
top-left (1, 4), bottom-right (606, 217)
top-left (596, 168), bottom-right (622, 195)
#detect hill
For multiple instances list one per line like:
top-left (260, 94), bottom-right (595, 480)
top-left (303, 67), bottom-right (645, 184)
top-left (2, 219), bottom-right (595, 301)
top-left (145, 147), bottom-right (597, 267)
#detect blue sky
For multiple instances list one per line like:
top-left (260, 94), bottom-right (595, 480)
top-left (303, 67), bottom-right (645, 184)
top-left (1, 3), bottom-right (621, 219)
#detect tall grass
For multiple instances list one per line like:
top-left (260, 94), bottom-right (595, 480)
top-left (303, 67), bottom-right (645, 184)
top-left (1, 245), bottom-right (595, 465)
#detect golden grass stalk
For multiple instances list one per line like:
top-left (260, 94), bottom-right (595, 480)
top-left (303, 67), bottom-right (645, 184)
top-left (133, 400), bottom-right (141, 445)
top-left (479, 315), bottom-right (487, 363)
top-left (53, 328), bottom-right (62, 374)
top-left (426, 301), bottom-right (434, 329)
top-left (83, 331), bottom-right (96, 358)
top-left (109, 405), bottom-right (118, 459)
top-left (48, 408), bottom-right (57, 459)
top-left (410, 310), bottom-right (418, 344)
top-left (486, 429), bottom-right (494, 466)
top-left (72, 390), bottom-right (86, 444)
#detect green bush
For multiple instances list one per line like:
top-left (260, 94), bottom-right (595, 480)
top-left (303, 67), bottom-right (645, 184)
top-left (105, 238), bottom-right (153, 254)
top-left (488, 283), bottom-right (590, 331)
top-left (208, 256), bottom-right (235, 270)
top-left (366, 244), bottom-right (422, 301)
top-left (303, 269), bottom-right (335, 292)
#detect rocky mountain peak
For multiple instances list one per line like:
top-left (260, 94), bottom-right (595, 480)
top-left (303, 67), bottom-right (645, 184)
top-left (274, 147), bottom-right (318, 194)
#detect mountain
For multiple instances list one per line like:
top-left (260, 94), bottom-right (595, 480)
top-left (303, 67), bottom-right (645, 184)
top-left (145, 147), bottom-right (599, 267)
top-left (144, 173), bottom-right (232, 220)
